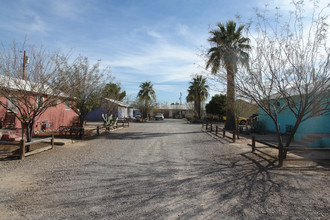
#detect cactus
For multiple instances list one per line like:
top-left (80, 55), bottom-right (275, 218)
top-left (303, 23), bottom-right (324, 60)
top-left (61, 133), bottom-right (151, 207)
top-left (102, 113), bottom-right (113, 128)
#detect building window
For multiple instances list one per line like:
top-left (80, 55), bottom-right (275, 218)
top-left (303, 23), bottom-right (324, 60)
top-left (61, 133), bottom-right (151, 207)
top-left (36, 96), bottom-right (45, 108)
top-left (65, 101), bottom-right (70, 110)
top-left (7, 99), bottom-right (17, 113)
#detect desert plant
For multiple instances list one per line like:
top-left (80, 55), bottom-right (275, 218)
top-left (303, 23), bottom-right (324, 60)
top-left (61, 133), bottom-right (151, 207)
top-left (102, 113), bottom-right (113, 129)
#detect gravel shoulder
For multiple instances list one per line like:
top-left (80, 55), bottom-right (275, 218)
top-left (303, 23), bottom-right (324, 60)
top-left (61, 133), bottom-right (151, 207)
top-left (0, 119), bottom-right (329, 219)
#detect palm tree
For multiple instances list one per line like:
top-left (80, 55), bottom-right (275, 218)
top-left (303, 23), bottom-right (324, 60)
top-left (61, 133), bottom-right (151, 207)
top-left (186, 75), bottom-right (209, 120)
top-left (137, 81), bottom-right (156, 118)
top-left (206, 20), bottom-right (250, 130)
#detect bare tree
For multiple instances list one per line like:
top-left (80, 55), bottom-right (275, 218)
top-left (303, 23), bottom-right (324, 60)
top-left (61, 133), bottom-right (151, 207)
top-left (58, 56), bottom-right (111, 127)
top-left (235, 1), bottom-right (330, 165)
top-left (0, 41), bottom-right (71, 145)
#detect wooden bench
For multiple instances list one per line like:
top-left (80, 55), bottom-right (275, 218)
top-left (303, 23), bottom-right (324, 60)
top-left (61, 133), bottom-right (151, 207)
top-left (59, 126), bottom-right (71, 136)
top-left (59, 124), bottom-right (83, 138)
top-left (117, 119), bottom-right (129, 128)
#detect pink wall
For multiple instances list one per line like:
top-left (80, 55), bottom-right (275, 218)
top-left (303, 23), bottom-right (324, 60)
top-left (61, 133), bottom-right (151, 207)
top-left (0, 97), bottom-right (7, 122)
top-left (0, 96), bottom-right (77, 131)
top-left (34, 102), bottom-right (77, 131)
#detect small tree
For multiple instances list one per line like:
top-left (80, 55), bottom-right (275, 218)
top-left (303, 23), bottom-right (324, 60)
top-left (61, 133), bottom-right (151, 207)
top-left (133, 97), bottom-right (157, 121)
top-left (0, 41), bottom-right (70, 144)
top-left (235, 1), bottom-right (330, 164)
top-left (205, 94), bottom-right (226, 120)
top-left (59, 56), bottom-right (110, 127)
top-left (102, 83), bottom-right (126, 101)
top-left (101, 82), bottom-right (126, 117)
top-left (137, 81), bottom-right (156, 119)
top-left (186, 75), bottom-right (209, 120)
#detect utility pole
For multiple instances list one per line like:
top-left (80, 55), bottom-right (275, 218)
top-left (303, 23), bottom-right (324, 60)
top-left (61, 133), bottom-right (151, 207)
top-left (180, 92), bottom-right (182, 105)
top-left (22, 50), bottom-right (26, 80)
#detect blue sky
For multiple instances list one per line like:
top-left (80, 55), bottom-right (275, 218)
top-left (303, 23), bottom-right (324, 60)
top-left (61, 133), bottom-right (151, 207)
top-left (1, 0), bottom-right (326, 104)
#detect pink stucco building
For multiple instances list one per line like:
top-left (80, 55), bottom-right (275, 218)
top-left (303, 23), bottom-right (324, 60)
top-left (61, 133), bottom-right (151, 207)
top-left (0, 75), bottom-right (78, 134)
top-left (0, 96), bottom-right (77, 132)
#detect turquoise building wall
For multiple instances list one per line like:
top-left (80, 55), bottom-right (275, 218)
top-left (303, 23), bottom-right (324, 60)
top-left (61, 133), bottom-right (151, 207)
top-left (259, 100), bottom-right (330, 148)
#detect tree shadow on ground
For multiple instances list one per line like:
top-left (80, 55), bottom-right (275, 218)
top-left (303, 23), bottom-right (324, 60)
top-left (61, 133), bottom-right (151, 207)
top-left (12, 150), bottom-right (329, 219)
top-left (206, 129), bottom-right (330, 169)
top-left (104, 131), bottom-right (202, 140)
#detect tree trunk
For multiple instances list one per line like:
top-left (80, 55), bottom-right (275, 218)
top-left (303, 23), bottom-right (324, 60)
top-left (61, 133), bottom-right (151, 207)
top-left (197, 95), bottom-right (201, 120)
top-left (79, 114), bottom-right (85, 127)
top-left (193, 100), bottom-right (197, 119)
top-left (236, 117), bottom-right (240, 139)
top-left (25, 122), bottom-right (34, 152)
top-left (225, 64), bottom-right (236, 130)
top-left (283, 117), bottom-right (302, 158)
top-left (274, 121), bottom-right (285, 166)
top-left (145, 99), bottom-right (149, 120)
top-left (21, 122), bottom-right (25, 140)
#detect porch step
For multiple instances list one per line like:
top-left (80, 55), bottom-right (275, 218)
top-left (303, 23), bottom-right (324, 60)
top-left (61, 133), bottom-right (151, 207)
top-left (0, 134), bottom-right (15, 142)
top-left (3, 112), bottom-right (16, 128)
top-left (295, 133), bottom-right (330, 147)
top-left (0, 129), bottom-right (26, 141)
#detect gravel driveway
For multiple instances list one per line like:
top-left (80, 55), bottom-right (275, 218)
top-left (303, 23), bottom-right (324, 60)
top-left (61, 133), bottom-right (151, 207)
top-left (0, 119), bottom-right (329, 219)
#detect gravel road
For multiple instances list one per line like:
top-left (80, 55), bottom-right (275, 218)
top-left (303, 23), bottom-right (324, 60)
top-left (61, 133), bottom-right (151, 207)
top-left (0, 119), bottom-right (329, 219)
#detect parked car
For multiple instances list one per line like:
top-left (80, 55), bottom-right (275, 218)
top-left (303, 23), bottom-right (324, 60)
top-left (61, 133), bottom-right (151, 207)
top-left (155, 113), bottom-right (164, 120)
top-left (135, 113), bottom-right (142, 119)
top-left (222, 115), bottom-right (247, 125)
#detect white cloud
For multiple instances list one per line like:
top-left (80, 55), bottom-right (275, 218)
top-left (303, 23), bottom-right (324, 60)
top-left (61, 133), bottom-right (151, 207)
top-left (256, 0), bottom-right (329, 18)
top-left (0, 4), bottom-right (49, 34)
top-left (177, 24), bottom-right (189, 36)
top-left (110, 40), bottom-right (201, 82)
top-left (147, 30), bottom-right (163, 39)
top-left (25, 13), bottom-right (47, 32)
top-left (50, 0), bottom-right (86, 20)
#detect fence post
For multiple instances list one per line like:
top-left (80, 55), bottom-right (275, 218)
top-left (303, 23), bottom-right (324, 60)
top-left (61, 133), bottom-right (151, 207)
top-left (216, 126), bottom-right (218, 135)
top-left (206, 123), bottom-right (208, 130)
top-left (223, 129), bottom-right (225, 138)
top-left (252, 136), bottom-right (255, 152)
top-left (19, 139), bottom-right (25, 160)
top-left (51, 134), bottom-right (54, 148)
top-left (202, 123), bottom-right (204, 128)
top-left (210, 122), bottom-right (213, 132)
top-left (80, 128), bottom-right (84, 140)
top-left (70, 127), bottom-right (73, 137)
top-left (128, 121), bottom-right (129, 127)
top-left (233, 131), bottom-right (236, 143)
top-left (278, 145), bottom-right (284, 167)
top-left (97, 126), bottom-right (100, 135)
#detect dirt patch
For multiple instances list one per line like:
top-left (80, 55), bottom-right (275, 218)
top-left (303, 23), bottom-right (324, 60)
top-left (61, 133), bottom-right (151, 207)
top-left (0, 171), bottom-right (36, 219)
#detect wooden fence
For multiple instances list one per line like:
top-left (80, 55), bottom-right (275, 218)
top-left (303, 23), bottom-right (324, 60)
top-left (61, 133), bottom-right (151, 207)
top-left (251, 136), bottom-right (330, 167)
top-left (82, 125), bottom-right (108, 139)
top-left (70, 121), bottom-right (130, 139)
top-left (202, 122), bottom-right (236, 142)
top-left (0, 135), bottom-right (55, 160)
